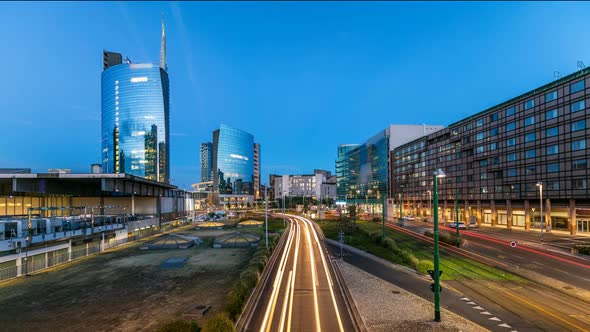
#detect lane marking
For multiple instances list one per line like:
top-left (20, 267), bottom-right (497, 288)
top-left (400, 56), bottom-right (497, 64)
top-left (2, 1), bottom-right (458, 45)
top-left (498, 323), bottom-right (512, 328)
top-left (461, 297), bottom-right (470, 301)
top-left (481, 311), bottom-right (492, 315)
top-left (489, 283), bottom-right (590, 332)
top-left (473, 306), bottom-right (484, 310)
top-left (467, 301), bottom-right (477, 305)
top-left (489, 317), bottom-right (501, 321)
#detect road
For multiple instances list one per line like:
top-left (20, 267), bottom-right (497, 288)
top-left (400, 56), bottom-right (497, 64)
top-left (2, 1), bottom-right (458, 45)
top-left (244, 215), bottom-right (356, 332)
top-left (388, 220), bottom-right (590, 331)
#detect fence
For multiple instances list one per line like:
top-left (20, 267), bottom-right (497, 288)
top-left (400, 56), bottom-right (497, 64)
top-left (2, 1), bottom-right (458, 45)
top-left (0, 219), bottom-right (189, 283)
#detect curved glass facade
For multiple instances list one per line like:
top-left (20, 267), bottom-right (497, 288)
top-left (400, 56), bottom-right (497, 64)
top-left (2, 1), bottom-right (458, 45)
top-left (213, 124), bottom-right (254, 195)
top-left (101, 63), bottom-right (170, 183)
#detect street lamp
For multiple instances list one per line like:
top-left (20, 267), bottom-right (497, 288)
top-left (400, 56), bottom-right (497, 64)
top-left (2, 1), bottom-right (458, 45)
top-left (427, 190), bottom-right (432, 220)
top-left (399, 185), bottom-right (405, 220)
top-left (433, 168), bottom-right (446, 322)
top-left (536, 182), bottom-right (544, 243)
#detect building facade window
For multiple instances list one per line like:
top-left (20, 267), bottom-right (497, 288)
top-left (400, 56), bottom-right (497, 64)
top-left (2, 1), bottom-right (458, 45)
top-left (572, 139), bottom-right (586, 151)
top-left (545, 109), bottom-right (558, 120)
top-left (546, 144), bottom-right (559, 155)
top-left (571, 100), bottom-right (585, 113)
top-left (507, 168), bottom-right (517, 177)
top-left (476, 132), bottom-right (485, 140)
top-left (476, 145), bottom-right (484, 154)
top-left (571, 80), bottom-right (585, 94)
top-left (573, 159), bottom-right (587, 170)
top-left (476, 118), bottom-right (484, 127)
top-left (547, 163), bottom-right (559, 173)
top-left (525, 149), bottom-right (536, 158)
top-left (506, 137), bottom-right (516, 146)
top-left (490, 127), bottom-right (499, 136)
top-left (505, 106), bottom-right (515, 117)
top-left (524, 116), bottom-right (535, 126)
top-left (507, 152), bottom-right (517, 162)
top-left (572, 179), bottom-right (587, 189)
top-left (545, 90), bottom-right (557, 102)
top-left (547, 181), bottom-right (560, 190)
top-left (524, 99), bottom-right (535, 110)
top-left (490, 113), bottom-right (499, 122)
top-left (506, 122), bottom-right (516, 131)
top-left (524, 132), bottom-right (536, 143)
top-left (490, 142), bottom-right (497, 151)
top-left (571, 119), bottom-right (586, 131)
top-left (546, 127), bottom-right (558, 137)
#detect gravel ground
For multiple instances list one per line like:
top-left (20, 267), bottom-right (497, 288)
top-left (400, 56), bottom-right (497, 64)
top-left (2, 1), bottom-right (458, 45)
top-left (338, 261), bottom-right (487, 332)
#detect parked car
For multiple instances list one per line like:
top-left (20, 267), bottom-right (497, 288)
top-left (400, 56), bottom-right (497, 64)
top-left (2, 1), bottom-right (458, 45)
top-left (404, 215), bottom-right (416, 221)
top-left (448, 221), bottom-right (467, 229)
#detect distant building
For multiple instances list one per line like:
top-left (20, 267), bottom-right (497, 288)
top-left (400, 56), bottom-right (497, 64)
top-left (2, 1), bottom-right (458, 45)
top-left (47, 169), bottom-right (72, 174)
top-left (191, 181), bottom-right (213, 193)
top-left (254, 143), bottom-right (261, 199)
top-left (0, 169), bottom-right (31, 174)
top-left (271, 169), bottom-right (335, 201)
top-left (200, 142), bottom-right (213, 182)
top-left (101, 18), bottom-right (170, 183)
top-left (211, 124), bottom-right (258, 195)
top-left (336, 125), bottom-right (444, 203)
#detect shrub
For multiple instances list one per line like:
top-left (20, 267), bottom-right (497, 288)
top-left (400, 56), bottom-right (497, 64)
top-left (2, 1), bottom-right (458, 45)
top-left (424, 230), bottom-right (465, 246)
top-left (383, 237), bottom-right (400, 251)
top-left (372, 217), bottom-right (381, 222)
top-left (156, 319), bottom-right (200, 332)
top-left (416, 260), bottom-right (434, 274)
top-left (203, 314), bottom-right (235, 332)
top-left (368, 231), bottom-right (382, 244)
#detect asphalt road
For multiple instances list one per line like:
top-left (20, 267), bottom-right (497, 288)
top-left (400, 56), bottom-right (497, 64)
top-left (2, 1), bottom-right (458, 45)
top-left (245, 215), bottom-right (355, 332)
top-left (387, 220), bottom-right (590, 331)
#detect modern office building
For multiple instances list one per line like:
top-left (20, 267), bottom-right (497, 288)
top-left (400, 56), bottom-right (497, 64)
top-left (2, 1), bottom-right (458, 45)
top-left (271, 170), bottom-right (336, 201)
top-left (391, 68), bottom-right (590, 235)
top-left (254, 143), bottom-right (261, 199)
top-left (200, 142), bottom-right (213, 182)
top-left (336, 125), bottom-right (444, 206)
top-left (211, 124), bottom-right (259, 196)
top-left (101, 18), bottom-right (170, 183)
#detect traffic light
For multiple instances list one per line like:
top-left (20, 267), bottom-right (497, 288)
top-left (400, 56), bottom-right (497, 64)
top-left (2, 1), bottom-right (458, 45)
top-left (427, 269), bottom-right (443, 279)
top-left (430, 284), bottom-right (443, 293)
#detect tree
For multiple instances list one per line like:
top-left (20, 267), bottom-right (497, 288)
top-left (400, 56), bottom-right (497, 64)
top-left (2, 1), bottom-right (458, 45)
top-left (347, 204), bottom-right (357, 218)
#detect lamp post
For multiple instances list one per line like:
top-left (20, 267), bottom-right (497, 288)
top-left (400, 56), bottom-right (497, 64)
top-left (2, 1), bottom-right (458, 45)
top-left (381, 194), bottom-right (386, 241)
top-left (265, 185), bottom-right (268, 248)
top-left (536, 182), bottom-right (543, 243)
top-left (433, 168), bottom-right (446, 322)
top-left (455, 189), bottom-right (460, 247)
top-left (399, 185), bottom-right (404, 220)
top-left (427, 190), bottom-right (432, 221)
top-left (282, 193), bottom-right (286, 227)
top-left (355, 190), bottom-right (359, 224)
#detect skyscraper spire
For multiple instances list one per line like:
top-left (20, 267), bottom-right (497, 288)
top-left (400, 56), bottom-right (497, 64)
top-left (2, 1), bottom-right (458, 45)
top-left (160, 15), bottom-right (167, 71)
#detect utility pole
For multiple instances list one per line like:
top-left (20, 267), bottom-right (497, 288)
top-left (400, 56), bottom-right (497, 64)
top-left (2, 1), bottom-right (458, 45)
top-left (455, 189), bottom-right (460, 247)
top-left (265, 185), bottom-right (268, 248)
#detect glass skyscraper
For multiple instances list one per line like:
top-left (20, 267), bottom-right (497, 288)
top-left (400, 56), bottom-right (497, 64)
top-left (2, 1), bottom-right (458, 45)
top-left (212, 124), bottom-right (256, 195)
top-left (101, 18), bottom-right (170, 183)
top-left (200, 142), bottom-right (213, 182)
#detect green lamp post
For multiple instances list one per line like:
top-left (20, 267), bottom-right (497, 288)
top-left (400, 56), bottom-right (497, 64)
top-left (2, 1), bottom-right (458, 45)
top-left (433, 168), bottom-right (446, 322)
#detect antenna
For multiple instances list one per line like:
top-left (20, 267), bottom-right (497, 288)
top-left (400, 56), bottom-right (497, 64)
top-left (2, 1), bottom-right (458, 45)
top-left (577, 61), bottom-right (586, 69)
top-left (554, 71), bottom-right (561, 80)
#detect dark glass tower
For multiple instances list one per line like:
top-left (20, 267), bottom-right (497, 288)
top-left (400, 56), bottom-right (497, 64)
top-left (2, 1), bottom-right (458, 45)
top-left (101, 18), bottom-right (170, 183)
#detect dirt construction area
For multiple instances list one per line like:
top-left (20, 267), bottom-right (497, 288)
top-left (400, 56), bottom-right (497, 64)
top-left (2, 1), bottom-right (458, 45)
top-left (0, 227), bottom-right (254, 332)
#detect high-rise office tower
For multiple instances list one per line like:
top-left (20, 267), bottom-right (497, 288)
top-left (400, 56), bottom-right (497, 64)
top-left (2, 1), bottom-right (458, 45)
top-left (254, 143), bottom-right (260, 198)
top-left (200, 142), bottom-right (213, 182)
top-left (101, 17), bottom-right (170, 183)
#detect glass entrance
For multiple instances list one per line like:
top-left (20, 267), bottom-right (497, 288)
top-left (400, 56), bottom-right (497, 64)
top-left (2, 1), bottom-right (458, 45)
top-left (579, 219), bottom-right (590, 233)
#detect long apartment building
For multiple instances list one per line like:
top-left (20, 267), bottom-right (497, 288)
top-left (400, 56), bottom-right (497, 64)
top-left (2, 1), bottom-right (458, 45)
top-left (391, 68), bottom-right (590, 235)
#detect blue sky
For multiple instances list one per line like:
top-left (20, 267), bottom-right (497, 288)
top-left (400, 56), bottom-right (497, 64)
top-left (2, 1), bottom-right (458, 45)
top-left (1, 1), bottom-right (590, 189)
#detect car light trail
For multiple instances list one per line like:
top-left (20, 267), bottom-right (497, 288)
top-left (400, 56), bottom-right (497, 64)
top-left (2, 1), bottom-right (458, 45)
top-left (447, 227), bottom-right (590, 270)
top-left (300, 216), bottom-right (345, 332)
top-left (286, 221), bottom-right (301, 332)
top-left (260, 221), bottom-right (296, 332)
top-left (304, 218), bottom-right (322, 331)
